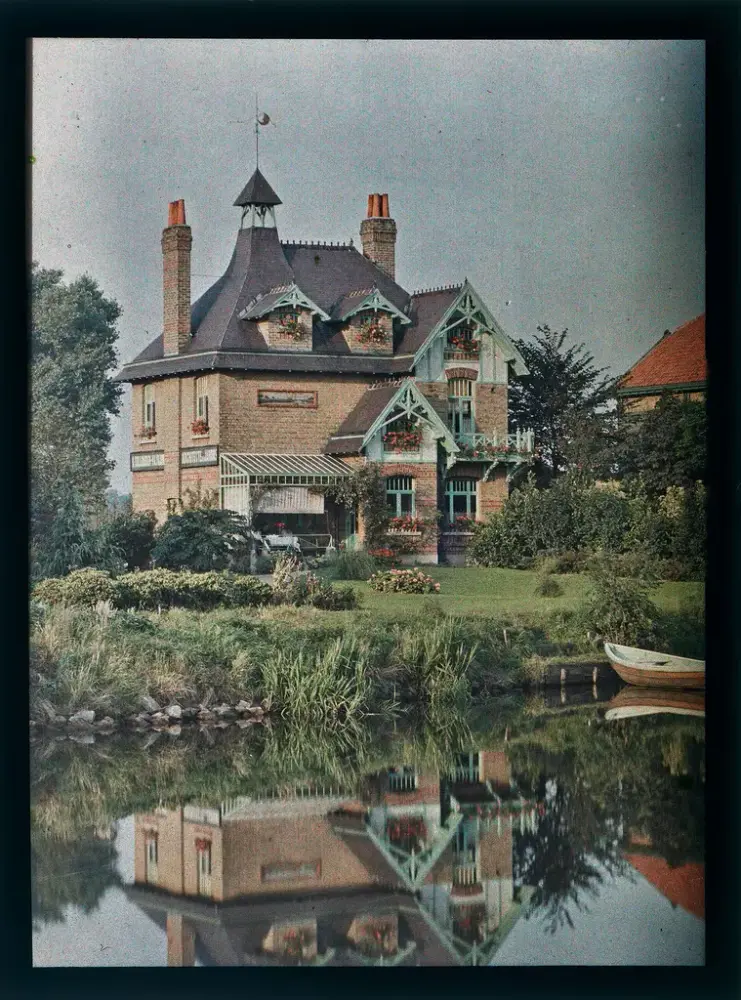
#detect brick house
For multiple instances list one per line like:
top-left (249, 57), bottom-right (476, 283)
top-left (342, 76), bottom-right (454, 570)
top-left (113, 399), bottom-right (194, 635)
top-left (126, 749), bottom-right (538, 965)
top-left (616, 314), bottom-right (706, 414)
top-left (115, 169), bottom-right (532, 563)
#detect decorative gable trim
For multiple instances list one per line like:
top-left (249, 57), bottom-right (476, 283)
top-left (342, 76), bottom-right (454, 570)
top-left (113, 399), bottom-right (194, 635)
top-left (338, 286), bottom-right (411, 325)
top-left (413, 279), bottom-right (528, 376)
top-left (361, 378), bottom-right (459, 456)
top-left (239, 283), bottom-right (331, 321)
top-left (445, 367), bottom-right (479, 382)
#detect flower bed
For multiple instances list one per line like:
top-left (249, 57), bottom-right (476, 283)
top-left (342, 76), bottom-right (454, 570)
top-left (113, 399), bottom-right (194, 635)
top-left (368, 568), bottom-right (440, 594)
top-left (383, 430), bottom-right (422, 451)
top-left (367, 547), bottom-right (399, 568)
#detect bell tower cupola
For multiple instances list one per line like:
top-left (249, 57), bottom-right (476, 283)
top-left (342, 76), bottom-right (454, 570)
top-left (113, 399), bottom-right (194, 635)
top-left (233, 168), bottom-right (282, 230)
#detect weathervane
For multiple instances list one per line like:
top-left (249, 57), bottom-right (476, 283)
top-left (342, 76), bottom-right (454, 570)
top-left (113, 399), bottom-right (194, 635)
top-left (229, 95), bottom-right (272, 171)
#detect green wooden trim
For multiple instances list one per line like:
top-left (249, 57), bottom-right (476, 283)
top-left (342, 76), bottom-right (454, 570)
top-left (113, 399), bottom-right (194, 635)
top-left (341, 287), bottom-right (411, 325)
top-left (361, 379), bottom-right (459, 455)
top-left (246, 282), bottom-right (331, 321)
top-left (413, 280), bottom-right (528, 376)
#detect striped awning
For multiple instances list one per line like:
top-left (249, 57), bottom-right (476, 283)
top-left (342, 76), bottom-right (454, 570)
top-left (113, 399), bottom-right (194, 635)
top-left (221, 452), bottom-right (352, 485)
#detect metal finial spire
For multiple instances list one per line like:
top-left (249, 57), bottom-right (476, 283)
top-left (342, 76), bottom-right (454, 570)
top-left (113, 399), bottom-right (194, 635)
top-left (255, 93), bottom-right (259, 170)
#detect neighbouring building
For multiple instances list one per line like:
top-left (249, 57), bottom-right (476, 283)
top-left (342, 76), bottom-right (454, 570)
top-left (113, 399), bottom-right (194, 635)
top-left (115, 167), bottom-right (533, 563)
top-left (616, 314), bottom-right (706, 415)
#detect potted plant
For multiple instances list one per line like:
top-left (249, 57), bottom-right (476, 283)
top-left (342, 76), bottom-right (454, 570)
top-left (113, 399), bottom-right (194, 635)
top-left (191, 417), bottom-right (209, 435)
top-left (447, 333), bottom-right (480, 356)
top-left (138, 425), bottom-right (157, 439)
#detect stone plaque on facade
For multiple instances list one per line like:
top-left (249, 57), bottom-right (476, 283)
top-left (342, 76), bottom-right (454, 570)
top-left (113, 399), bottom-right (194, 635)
top-left (181, 445), bottom-right (219, 467)
top-left (257, 390), bottom-right (318, 408)
top-left (130, 451), bottom-right (165, 471)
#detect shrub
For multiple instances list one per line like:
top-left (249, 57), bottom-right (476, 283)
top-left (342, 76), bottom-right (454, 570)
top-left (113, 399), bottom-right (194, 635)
top-left (368, 568), bottom-right (441, 594)
top-left (113, 570), bottom-right (272, 611)
top-left (577, 558), bottom-right (660, 645)
top-left (271, 553), bottom-right (358, 610)
top-left (95, 510), bottom-right (156, 570)
top-left (152, 509), bottom-right (254, 572)
top-left (534, 574), bottom-right (563, 598)
top-left (34, 568), bottom-right (117, 607)
top-left (332, 550), bottom-right (378, 581)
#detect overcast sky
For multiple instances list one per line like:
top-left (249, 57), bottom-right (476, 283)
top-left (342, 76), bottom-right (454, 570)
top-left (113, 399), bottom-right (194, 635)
top-left (31, 39), bottom-right (705, 492)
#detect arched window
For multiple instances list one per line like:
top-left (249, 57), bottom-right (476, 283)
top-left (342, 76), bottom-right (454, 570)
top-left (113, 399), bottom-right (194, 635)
top-left (386, 475), bottom-right (415, 516)
top-left (448, 378), bottom-right (474, 440)
top-left (445, 478), bottom-right (477, 526)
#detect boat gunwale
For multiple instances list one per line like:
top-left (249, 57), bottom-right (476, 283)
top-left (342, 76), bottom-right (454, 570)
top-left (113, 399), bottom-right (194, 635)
top-left (604, 642), bottom-right (705, 673)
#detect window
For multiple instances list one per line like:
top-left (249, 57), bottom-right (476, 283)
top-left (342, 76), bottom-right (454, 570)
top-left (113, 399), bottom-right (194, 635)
top-left (386, 476), bottom-right (415, 516)
top-left (143, 384), bottom-right (156, 430)
top-left (445, 478), bottom-right (477, 526)
top-left (196, 838), bottom-right (212, 895)
top-left (144, 832), bottom-right (158, 881)
top-left (448, 378), bottom-right (474, 439)
top-left (195, 376), bottom-right (209, 424)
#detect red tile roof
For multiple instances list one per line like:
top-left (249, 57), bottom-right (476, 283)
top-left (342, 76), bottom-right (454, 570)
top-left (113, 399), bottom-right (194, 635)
top-left (619, 314), bottom-right (706, 391)
top-left (623, 853), bottom-right (705, 919)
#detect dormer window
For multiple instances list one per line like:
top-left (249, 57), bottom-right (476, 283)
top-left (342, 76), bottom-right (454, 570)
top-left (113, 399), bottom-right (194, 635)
top-left (275, 307), bottom-right (307, 342)
top-left (356, 310), bottom-right (390, 347)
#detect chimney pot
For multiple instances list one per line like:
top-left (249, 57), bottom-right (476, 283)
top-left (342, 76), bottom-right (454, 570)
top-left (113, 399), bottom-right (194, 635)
top-left (381, 194), bottom-right (389, 218)
top-left (372, 193), bottom-right (382, 217)
top-left (367, 194), bottom-right (374, 218)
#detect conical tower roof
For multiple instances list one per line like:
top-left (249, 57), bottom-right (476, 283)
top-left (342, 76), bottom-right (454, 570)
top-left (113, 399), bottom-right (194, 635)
top-left (233, 168), bottom-right (282, 208)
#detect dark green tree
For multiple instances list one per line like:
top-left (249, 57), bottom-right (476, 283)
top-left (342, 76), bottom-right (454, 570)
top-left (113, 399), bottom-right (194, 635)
top-left (509, 326), bottom-right (616, 482)
top-left (31, 263), bottom-right (123, 577)
top-left (618, 394), bottom-right (706, 495)
top-left (152, 508), bottom-right (254, 571)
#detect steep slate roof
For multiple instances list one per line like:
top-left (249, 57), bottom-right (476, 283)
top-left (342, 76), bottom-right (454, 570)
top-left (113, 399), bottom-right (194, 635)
top-left (618, 314), bottom-right (706, 392)
top-left (233, 168), bottom-right (282, 207)
top-left (324, 383), bottom-right (399, 455)
top-left (397, 286), bottom-right (462, 356)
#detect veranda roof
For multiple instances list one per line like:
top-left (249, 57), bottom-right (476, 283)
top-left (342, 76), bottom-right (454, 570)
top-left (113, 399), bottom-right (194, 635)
top-left (221, 452), bottom-right (352, 483)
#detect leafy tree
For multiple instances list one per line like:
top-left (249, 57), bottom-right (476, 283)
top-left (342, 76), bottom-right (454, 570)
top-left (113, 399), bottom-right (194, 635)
top-left (152, 508), bottom-right (254, 571)
top-left (509, 325), bottom-right (615, 482)
top-left (618, 394), bottom-right (706, 495)
top-left (31, 263), bottom-right (123, 577)
top-left (94, 510), bottom-right (157, 570)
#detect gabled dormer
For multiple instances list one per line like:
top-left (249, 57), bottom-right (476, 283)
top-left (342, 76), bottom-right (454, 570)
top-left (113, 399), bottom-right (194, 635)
top-left (329, 285), bottom-right (411, 356)
top-left (413, 280), bottom-right (528, 384)
top-left (239, 282), bottom-right (330, 352)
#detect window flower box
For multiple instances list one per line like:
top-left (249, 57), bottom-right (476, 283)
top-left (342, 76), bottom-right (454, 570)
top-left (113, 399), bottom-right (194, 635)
top-left (388, 515), bottom-right (424, 533)
top-left (138, 425), bottom-right (157, 440)
top-left (446, 335), bottom-right (480, 356)
top-left (191, 418), bottom-right (210, 436)
top-left (386, 817), bottom-right (427, 844)
top-left (450, 515), bottom-right (477, 531)
top-left (383, 429), bottom-right (422, 451)
top-left (278, 315), bottom-right (307, 340)
top-left (357, 321), bottom-right (389, 346)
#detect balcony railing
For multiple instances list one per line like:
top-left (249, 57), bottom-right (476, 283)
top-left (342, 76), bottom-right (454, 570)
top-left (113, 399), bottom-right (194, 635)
top-left (454, 429), bottom-right (535, 455)
top-left (451, 764), bottom-right (480, 784)
top-left (453, 861), bottom-right (480, 887)
top-left (387, 769), bottom-right (419, 793)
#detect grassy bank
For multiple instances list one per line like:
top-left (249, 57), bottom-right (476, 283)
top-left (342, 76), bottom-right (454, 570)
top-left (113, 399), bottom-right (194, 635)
top-left (320, 566), bottom-right (703, 618)
top-left (30, 566), bottom-right (704, 721)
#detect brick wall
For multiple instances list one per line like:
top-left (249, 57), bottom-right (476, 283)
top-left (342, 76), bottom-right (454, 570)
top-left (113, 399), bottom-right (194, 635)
top-left (359, 217), bottom-right (397, 279)
top-left (339, 311), bottom-right (394, 356)
top-left (474, 383), bottom-right (508, 439)
top-left (134, 809), bottom-right (185, 896)
top-left (162, 225), bottom-right (192, 357)
top-left (221, 816), bottom-right (379, 900)
top-left (380, 460), bottom-right (439, 564)
top-left (257, 310), bottom-right (313, 353)
top-left (478, 468), bottom-right (508, 517)
top-left (379, 770), bottom-right (440, 808)
top-left (166, 914), bottom-right (195, 967)
top-left (479, 751), bottom-right (511, 790)
top-left (218, 372), bottom-right (372, 454)
top-left (478, 823), bottom-right (513, 881)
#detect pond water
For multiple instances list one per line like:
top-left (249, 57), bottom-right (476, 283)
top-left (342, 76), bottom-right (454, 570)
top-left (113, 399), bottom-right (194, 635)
top-left (31, 692), bottom-right (704, 967)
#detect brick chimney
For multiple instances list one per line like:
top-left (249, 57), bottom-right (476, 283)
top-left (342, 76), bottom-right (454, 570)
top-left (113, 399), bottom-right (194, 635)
top-left (162, 199), bottom-right (192, 356)
top-left (166, 913), bottom-right (195, 967)
top-left (360, 192), bottom-right (397, 280)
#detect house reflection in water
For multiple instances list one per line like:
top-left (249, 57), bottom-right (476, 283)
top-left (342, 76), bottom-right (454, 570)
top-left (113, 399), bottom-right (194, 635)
top-left (125, 750), bottom-right (539, 966)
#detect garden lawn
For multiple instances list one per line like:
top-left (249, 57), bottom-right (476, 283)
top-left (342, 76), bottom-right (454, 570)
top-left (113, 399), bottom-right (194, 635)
top-left (326, 567), bottom-right (704, 620)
